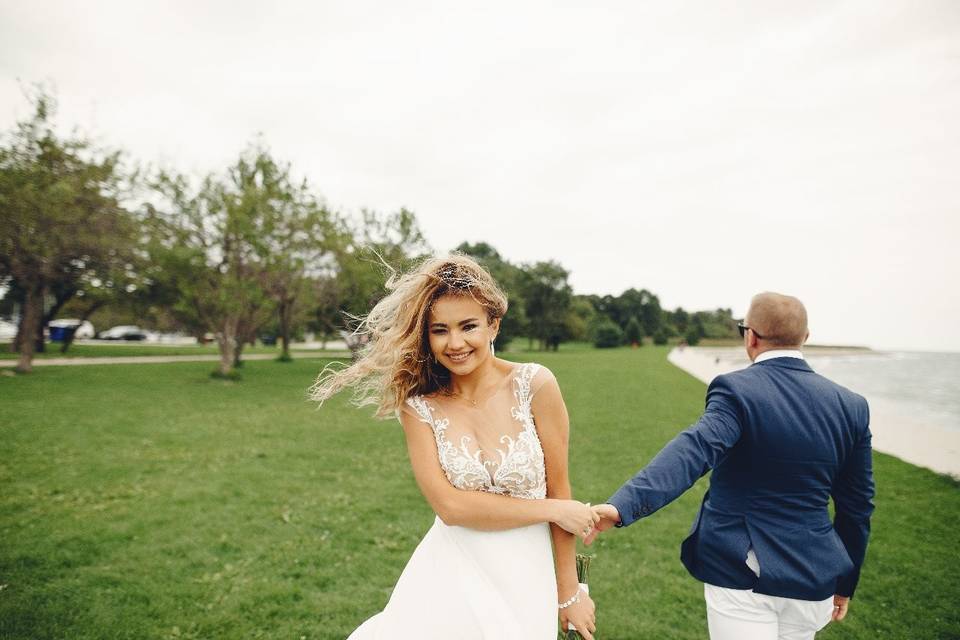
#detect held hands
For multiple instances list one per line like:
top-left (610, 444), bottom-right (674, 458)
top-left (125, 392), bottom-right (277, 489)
top-left (559, 589), bottom-right (596, 640)
top-left (584, 504), bottom-right (621, 546)
top-left (553, 500), bottom-right (601, 540)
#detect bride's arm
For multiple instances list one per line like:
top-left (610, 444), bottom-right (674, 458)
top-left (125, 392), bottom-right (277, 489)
top-left (534, 373), bottom-right (597, 638)
top-left (400, 411), bottom-right (594, 533)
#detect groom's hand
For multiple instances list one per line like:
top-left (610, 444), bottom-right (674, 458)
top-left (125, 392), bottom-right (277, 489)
top-left (584, 504), bottom-right (620, 546)
top-left (832, 595), bottom-right (850, 621)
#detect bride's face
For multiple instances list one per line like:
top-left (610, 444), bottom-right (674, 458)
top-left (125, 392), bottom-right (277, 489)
top-left (427, 294), bottom-right (499, 375)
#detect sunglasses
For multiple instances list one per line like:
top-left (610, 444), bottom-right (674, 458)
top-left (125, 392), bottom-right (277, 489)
top-left (737, 321), bottom-right (766, 340)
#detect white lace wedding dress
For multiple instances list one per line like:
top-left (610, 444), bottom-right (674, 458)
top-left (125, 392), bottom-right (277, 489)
top-left (348, 363), bottom-right (557, 639)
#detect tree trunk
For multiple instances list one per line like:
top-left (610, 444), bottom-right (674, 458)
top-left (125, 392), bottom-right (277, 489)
top-left (15, 286), bottom-right (42, 373)
top-left (12, 297), bottom-right (25, 352)
top-left (38, 287), bottom-right (75, 354)
top-left (279, 298), bottom-right (292, 360)
top-left (216, 317), bottom-right (238, 377)
top-left (61, 302), bottom-right (104, 354)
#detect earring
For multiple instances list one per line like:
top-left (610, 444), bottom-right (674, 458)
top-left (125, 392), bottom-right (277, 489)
top-left (490, 339), bottom-right (496, 357)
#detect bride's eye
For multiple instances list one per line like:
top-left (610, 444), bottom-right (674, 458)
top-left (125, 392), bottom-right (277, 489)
top-left (463, 324), bottom-right (478, 332)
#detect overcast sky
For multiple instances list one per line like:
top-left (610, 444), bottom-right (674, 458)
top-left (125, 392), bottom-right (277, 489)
top-left (2, 1), bottom-right (958, 351)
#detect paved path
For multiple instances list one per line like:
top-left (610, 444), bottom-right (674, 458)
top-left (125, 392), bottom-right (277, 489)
top-left (0, 351), bottom-right (350, 367)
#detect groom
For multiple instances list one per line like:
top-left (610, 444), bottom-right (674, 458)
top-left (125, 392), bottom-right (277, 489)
top-left (588, 292), bottom-right (874, 640)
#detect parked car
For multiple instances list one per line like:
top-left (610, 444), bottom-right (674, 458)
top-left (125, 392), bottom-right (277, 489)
top-left (48, 319), bottom-right (96, 341)
top-left (0, 319), bottom-right (18, 341)
top-left (97, 325), bottom-right (148, 341)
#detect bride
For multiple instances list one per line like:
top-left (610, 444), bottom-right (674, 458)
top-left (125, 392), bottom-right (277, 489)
top-left (311, 253), bottom-right (598, 639)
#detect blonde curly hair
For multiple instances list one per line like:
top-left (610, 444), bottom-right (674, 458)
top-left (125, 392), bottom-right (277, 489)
top-left (309, 252), bottom-right (508, 417)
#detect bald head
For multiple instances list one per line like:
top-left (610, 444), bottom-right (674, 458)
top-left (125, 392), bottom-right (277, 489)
top-left (746, 292), bottom-right (809, 347)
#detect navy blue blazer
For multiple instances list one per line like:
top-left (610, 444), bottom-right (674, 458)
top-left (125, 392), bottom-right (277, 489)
top-left (608, 356), bottom-right (875, 601)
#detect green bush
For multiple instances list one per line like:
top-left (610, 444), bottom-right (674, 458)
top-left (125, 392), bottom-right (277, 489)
top-left (593, 320), bottom-right (624, 348)
top-left (684, 328), bottom-right (701, 346)
top-left (624, 317), bottom-right (643, 346)
top-left (653, 329), bottom-right (670, 346)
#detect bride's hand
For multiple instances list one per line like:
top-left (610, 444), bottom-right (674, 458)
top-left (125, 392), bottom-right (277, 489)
top-left (559, 590), bottom-right (596, 640)
top-left (552, 500), bottom-right (601, 539)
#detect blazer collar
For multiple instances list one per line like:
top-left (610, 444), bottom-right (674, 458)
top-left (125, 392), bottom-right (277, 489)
top-left (752, 357), bottom-right (814, 373)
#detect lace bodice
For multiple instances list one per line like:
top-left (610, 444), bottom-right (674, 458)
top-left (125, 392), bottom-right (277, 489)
top-left (405, 362), bottom-right (550, 500)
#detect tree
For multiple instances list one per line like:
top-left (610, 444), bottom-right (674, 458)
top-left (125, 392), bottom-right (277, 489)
top-left (330, 208), bottom-right (430, 328)
top-left (0, 89), bottom-right (135, 372)
top-left (307, 274), bottom-right (343, 348)
top-left (257, 166), bottom-right (340, 361)
top-left (624, 316), bottom-right (643, 347)
top-left (593, 319), bottom-right (624, 348)
top-left (146, 144), bottom-right (295, 378)
top-left (670, 307), bottom-right (689, 334)
top-left (55, 252), bottom-right (148, 353)
top-left (518, 261), bottom-right (572, 350)
top-left (563, 295), bottom-right (596, 343)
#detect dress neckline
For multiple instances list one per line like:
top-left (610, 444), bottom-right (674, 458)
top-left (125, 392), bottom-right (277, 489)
top-left (431, 361), bottom-right (522, 409)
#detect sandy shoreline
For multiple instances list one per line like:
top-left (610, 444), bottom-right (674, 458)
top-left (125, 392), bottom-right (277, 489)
top-left (668, 347), bottom-right (960, 478)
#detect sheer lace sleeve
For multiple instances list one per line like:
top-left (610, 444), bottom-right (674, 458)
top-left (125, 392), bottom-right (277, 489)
top-left (401, 396), bottom-right (435, 428)
top-left (528, 365), bottom-right (557, 402)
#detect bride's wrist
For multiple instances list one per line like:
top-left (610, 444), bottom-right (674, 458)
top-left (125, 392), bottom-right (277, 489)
top-left (556, 572), bottom-right (579, 594)
top-left (557, 584), bottom-right (584, 609)
top-left (543, 498), bottom-right (561, 523)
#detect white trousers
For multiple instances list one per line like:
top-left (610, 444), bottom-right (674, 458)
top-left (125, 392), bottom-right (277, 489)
top-left (704, 550), bottom-right (834, 640)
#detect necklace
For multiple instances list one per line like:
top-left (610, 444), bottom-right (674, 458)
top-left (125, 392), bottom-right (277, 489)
top-left (449, 389), bottom-right (480, 407)
top-left (448, 364), bottom-right (514, 407)
top-left (449, 378), bottom-right (501, 407)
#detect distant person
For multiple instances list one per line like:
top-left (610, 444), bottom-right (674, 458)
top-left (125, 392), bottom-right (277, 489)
top-left (311, 254), bottom-right (598, 639)
top-left (587, 292), bottom-right (874, 640)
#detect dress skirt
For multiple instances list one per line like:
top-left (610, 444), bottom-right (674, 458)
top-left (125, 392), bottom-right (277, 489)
top-left (348, 516), bottom-right (556, 639)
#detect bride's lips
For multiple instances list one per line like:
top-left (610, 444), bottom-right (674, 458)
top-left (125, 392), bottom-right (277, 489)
top-left (446, 351), bottom-right (473, 363)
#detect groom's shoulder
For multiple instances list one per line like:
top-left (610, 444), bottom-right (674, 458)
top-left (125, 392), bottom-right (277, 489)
top-left (816, 372), bottom-right (869, 411)
top-left (711, 366), bottom-right (757, 388)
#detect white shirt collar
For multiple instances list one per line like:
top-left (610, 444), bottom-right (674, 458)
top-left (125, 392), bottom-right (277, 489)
top-left (754, 349), bottom-right (805, 364)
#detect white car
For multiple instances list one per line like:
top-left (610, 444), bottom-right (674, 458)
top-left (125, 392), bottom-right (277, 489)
top-left (49, 319), bottom-right (96, 340)
top-left (97, 325), bottom-right (148, 341)
top-left (0, 319), bottom-right (18, 341)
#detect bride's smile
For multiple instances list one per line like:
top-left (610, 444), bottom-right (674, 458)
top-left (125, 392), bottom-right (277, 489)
top-left (428, 294), bottom-right (499, 377)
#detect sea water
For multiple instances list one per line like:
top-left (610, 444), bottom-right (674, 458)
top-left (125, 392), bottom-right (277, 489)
top-left (805, 351), bottom-right (960, 433)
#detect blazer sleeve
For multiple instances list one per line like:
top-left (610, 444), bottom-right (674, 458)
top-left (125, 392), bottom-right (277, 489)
top-left (607, 374), bottom-right (743, 527)
top-left (831, 398), bottom-right (875, 598)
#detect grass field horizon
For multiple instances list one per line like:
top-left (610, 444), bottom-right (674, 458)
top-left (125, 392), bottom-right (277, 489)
top-left (1, 347), bottom-right (958, 638)
top-left (0, 342), bottom-right (348, 361)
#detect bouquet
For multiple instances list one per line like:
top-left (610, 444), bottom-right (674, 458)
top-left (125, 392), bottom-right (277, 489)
top-left (559, 554), bottom-right (593, 640)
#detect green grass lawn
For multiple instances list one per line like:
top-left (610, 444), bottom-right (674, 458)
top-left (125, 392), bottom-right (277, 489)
top-left (0, 342), bottom-right (343, 360)
top-left (1, 348), bottom-right (957, 639)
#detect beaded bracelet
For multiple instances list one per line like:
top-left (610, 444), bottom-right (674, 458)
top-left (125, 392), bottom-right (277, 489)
top-left (558, 585), bottom-right (583, 609)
